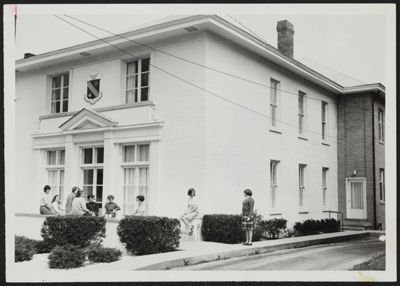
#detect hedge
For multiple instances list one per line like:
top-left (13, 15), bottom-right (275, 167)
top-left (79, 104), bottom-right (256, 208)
top-left (87, 245), bottom-right (122, 263)
top-left (41, 216), bottom-right (106, 248)
top-left (258, 218), bottom-right (287, 239)
top-left (15, 236), bottom-right (35, 262)
top-left (294, 218), bottom-right (340, 236)
top-left (117, 216), bottom-right (181, 255)
top-left (48, 244), bottom-right (86, 269)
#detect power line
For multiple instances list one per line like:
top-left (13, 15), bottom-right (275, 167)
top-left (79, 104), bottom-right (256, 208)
top-left (53, 14), bottom-right (340, 139)
top-left (63, 14), bottom-right (337, 106)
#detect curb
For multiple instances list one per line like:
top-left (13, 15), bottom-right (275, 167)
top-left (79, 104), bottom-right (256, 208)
top-left (137, 231), bottom-right (378, 270)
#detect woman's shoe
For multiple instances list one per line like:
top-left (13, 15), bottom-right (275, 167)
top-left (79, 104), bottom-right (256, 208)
top-left (246, 243), bottom-right (253, 246)
top-left (242, 242), bottom-right (248, 245)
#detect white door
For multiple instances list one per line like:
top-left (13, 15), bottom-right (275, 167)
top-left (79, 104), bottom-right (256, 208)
top-left (346, 178), bottom-right (367, 219)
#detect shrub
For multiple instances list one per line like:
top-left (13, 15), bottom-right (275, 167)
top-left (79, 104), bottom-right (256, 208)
top-left (15, 236), bottom-right (35, 262)
top-left (48, 244), bottom-right (86, 269)
top-left (294, 218), bottom-right (340, 236)
top-left (87, 245), bottom-right (122, 263)
top-left (34, 239), bottom-right (54, 254)
top-left (259, 218), bottom-right (287, 239)
top-left (41, 216), bottom-right (106, 248)
top-left (202, 213), bottom-right (266, 244)
top-left (117, 216), bottom-right (180, 255)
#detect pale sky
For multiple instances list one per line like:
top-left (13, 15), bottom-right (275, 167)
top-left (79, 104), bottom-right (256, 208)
top-left (13, 4), bottom-right (390, 86)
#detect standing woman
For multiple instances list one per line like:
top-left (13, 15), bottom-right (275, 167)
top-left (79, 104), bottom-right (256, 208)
top-left (180, 188), bottom-right (199, 235)
top-left (241, 189), bottom-right (255, 245)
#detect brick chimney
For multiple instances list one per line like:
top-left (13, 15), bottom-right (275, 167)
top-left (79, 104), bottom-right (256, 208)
top-left (276, 20), bottom-right (294, 58)
top-left (24, 53), bottom-right (36, 59)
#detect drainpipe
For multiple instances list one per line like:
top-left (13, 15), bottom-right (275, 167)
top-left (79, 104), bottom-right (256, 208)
top-left (371, 94), bottom-right (377, 230)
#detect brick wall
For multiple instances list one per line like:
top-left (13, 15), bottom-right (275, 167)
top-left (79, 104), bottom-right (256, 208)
top-left (337, 92), bottom-right (385, 229)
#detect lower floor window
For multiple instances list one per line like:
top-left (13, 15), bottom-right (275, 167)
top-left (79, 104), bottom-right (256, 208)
top-left (83, 168), bottom-right (103, 202)
top-left (48, 169), bottom-right (64, 201)
top-left (123, 167), bottom-right (148, 215)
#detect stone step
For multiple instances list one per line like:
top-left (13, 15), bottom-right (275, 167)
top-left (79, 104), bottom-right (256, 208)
top-left (180, 233), bottom-right (196, 241)
top-left (343, 220), bottom-right (373, 231)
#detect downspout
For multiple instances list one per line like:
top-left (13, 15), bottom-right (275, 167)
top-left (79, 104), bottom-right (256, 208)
top-left (371, 94), bottom-right (377, 230)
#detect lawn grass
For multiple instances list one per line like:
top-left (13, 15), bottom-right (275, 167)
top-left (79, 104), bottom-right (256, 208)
top-left (351, 252), bottom-right (385, 270)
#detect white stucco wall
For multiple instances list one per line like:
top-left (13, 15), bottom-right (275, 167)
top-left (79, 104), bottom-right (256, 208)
top-left (203, 32), bottom-right (338, 227)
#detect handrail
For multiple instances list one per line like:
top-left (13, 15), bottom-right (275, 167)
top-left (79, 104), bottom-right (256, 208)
top-left (322, 210), bottom-right (344, 232)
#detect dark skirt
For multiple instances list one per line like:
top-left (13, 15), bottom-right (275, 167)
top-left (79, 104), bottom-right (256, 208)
top-left (241, 216), bottom-right (254, 230)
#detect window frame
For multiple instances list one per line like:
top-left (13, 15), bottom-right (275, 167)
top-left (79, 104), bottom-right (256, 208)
top-left (121, 143), bottom-right (150, 215)
top-left (321, 101), bottom-right (328, 141)
top-left (378, 109), bottom-right (384, 143)
top-left (50, 73), bottom-right (69, 114)
top-left (81, 146), bottom-right (104, 203)
top-left (270, 160), bottom-right (280, 210)
top-left (270, 78), bottom-right (280, 128)
top-left (322, 167), bottom-right (329, 207)
top-left (299, 164), bottom-right (307, 209)
top-left (379, 168), bottom-right (385, 203)
top-left (45, 149), bottom-right (65, 202)
top-left (298, 91), bottom-right (306, 136)
top-left (125, 57), bottom-right (150, 104)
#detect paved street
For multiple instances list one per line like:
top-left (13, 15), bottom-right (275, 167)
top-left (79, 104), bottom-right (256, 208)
top-left (174, 236), bottom-right (385, 270)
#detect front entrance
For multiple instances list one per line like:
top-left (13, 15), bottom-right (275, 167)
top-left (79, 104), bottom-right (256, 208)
top-left (346, 177), bottom-right (367, 219)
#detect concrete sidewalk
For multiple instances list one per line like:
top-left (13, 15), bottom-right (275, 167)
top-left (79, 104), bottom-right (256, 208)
top-left (12, 230), bottom-right (384, 272)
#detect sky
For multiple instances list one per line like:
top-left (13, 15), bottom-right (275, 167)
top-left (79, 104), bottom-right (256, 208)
top-left (12, 4), bottom-right (390, 86)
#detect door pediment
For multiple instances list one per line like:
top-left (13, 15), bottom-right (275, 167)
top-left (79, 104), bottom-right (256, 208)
top-left (59, 108), bottom-right (117, 131)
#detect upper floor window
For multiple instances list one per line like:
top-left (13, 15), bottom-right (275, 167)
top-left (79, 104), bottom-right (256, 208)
top-left (270, 78), bottom-right (280, 127)
top-left (321, 101), bottom-right (328, 140)
top-left (126, 58), bottom-right (150, 103)
top-left (378, 109), bottom-right (384, 142)
top-left (379, 168), bottom-right (385, 202)
top-left (298, 91), bottom-right (306, 135)
top-left (51, 73), bottom-right (69, 114)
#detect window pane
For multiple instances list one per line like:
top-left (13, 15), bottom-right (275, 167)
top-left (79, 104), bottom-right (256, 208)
top-left (83, 186), bottom-right (93, 198)
top-left (62, 100), bottom-right (68, 112)
top-left (139, 167), bottom-right (148, 196)
top-left (96, 147), bottom-right (104, 164)
top-left (141, 88), bottom-right (149, 101)
top-left (142, 58), bottom-right (150, 72)
top-left (52, 89), bottom-right (61, 101)
top-left (63, 74), bottom-right (69, 87)
top-left (96, 169), bottom-right (103, 185)
top-left (52, 76), bottom-right (61, 88)
top-left (270, 106), bottom-right (276, 126)
top-left (126, 75), bottom-right (137, 90)
top-left (138, 145), bottom-right (149, 161)
top-left (47, 150), bottom-right (57, 165)
top-left (124, 168), bottom-right (135, 185)
top-left (83, 169), bottom-right (94, 184)
top-left (123, 146), bottom-right (135, 162)
top-left (126, 90), bottom-right (135, 103)
top-left (83, 148), bottom-right (93, 164)
top-left (127, 61), bottom-right (138, 75)
top-left (96, 186), bottom-right (103, 202)
top-left (55, 101), bottom-right (60, 113)
top-left (59, 150), bottom-right (65, 165)
top-left (63, 87), bottom-right (69, 100)
top-left (141, 72), bottom-right (149, 87)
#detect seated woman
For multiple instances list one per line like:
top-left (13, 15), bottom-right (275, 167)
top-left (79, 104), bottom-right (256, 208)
top-left (51, 194), bottom-right (65, 215)
top-left (104, 195), bottom-right (121, 218)
top-left (86, 194), bottom-right (99, 216)
top-left (70, 189), bottom-right (92, 216)
top-left (180, 188), bottom-right (199, 235)
top-left (40, 185), bottom-right (54, 215)
top-left (132, 195), bottom-right (146, 216)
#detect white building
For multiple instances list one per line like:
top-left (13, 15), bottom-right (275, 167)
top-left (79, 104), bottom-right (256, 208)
top-left (14, 15), bottom-right (384, 228)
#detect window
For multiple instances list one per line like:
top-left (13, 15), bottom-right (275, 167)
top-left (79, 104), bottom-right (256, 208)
top-left (299, 164), bottom-right (306, 208)
top-left (321, 101), bottom-right (328, 140)
top-left (379, 169), bottom-right (385, 202)
top-left (126, 58), bottom-right (150, 103)
top-left (270, 160), bottom-right (279, 209)
top-left (322, 167), bottom-right (329, 207)
top-left (122, 144), bottom-right (150, 215)
top-left (51, 73), bottom-right (69, 114)
top-left (378, 109), bottom-right (384, 142)
top-left (298, 91), bottom-right (306, 135)
top-left (46, 149), bottom-right (65, 201)
top-left (270, 78), bottom-right (280, 127)
top-left (81, 147), bottom-right (104, 203)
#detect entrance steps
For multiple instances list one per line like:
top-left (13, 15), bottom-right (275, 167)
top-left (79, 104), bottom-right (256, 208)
top-left (343, 220), bottom-right (373, 231)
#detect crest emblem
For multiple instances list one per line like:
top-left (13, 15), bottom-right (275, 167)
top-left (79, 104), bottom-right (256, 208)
top-left (84, 72), bottom-right (103, 104)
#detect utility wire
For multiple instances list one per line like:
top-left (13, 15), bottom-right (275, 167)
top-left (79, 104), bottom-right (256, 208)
top-left (63, 14), bottom-right (337, 106)
top-left (53, 14), bottom-right (342, 139)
